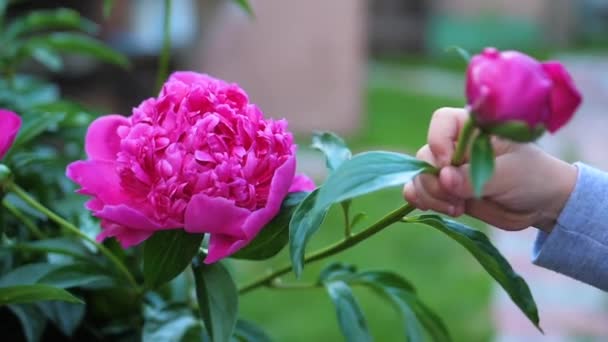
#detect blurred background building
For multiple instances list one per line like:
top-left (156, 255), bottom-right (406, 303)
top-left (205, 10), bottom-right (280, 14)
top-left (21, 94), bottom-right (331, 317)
top-left (8, 0), bottom-right (608, 341)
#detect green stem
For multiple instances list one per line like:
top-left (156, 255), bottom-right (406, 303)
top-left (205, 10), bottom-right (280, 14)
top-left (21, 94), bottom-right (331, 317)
top-left (341, 201), bottom-right (351, 237)
top-left (2, 199), bottom-right (46, 239)
top-left (7, 183), bottom-right (138, 288)
top-left (269, 278), bottom-right (320, 290)
top-left (155, 0), bottom-right (172, 92)
top-left (238, 203), bottom-right (416, 295)
top-left (451, 116), bottom-right (476, 166)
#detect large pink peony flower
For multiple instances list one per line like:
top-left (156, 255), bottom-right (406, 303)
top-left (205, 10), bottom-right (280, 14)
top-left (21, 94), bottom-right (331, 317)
top-left (0, 109), bottom-right (22, 160)
top-left (466, 47), bottom-right (581, 133)
top-left (67, 72), bottom-right (314, 263)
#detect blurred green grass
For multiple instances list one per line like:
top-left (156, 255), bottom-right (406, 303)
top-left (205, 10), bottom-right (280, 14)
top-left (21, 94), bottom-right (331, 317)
top-left (235, 85), bottom-right (493, 341)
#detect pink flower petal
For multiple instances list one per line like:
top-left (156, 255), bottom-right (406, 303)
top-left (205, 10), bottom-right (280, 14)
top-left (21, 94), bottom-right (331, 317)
top-left (289, 173), bottom-right (316, 192)
top-left (66, 160), bottom-right (128, 205)
top-left (201, 155), bottom-right (296, 263)
top-left (85, 115), bottom-right (129, 161)
top-left (542, 61), bottom-right (582, 133)
top-left (96, 204), bottom-right (174, 231)
top-left (97, 220), bottom-right (155, 247)
top-left (0, 109), bottom-right (22, 160)
top-left (205, 234), bottom-right (248, 264)
top-left (184, 195), bottom-right (250, 238)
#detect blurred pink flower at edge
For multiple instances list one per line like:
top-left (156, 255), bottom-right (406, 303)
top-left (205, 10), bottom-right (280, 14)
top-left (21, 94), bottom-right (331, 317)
top-left (0, 109), bottom-right (22, 160)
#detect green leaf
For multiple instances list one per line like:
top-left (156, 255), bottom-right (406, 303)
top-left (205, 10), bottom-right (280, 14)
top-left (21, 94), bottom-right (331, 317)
top-left (404, 214), bottom-right (540, 330)
top-left (39, 263), bottom-right (118, 289)
top-left (13, 111), bottom-right (67, 147)
top-left (289, 189), bottom-right (329, 277)
top-left (19, 32), bottom-right (129, 68)
top-left (32, 100), bottom-right (94, 128)
top-left (288, 152), bottom-right (433, 277)
top-left (233, 319), bottom-right (272, 342)
top-left (37, 301), bottom-right (85, 337)
top-left (318, 262), bottom-right (357, 283)
top-left (352, 271), bottom-right (450, 342)
top-left (0, 263), bottom-right (63, 287)
top-left (143, 304), bottom-right (202, 342)
top-left (143, 229), bottom-right (204, 289)
top-left (0, 284), bottom-right (83, 305)
top-left (445, 46), bottom-right (471, 62)
top-left (0, 75), bottom-right (59, 111)
top-left (13, 238), bottom-right (91, 260)
top-left (8, 304), bottom-right (47, 342)
top-left (233, 192), bottom-right (308, 260)
top-left (311, 131), bottom-right (352, 171)
top-left (4, 8), bottom-right (98, 40)
top-left (323, 281), bottom-right (371, 342)
top-left (470, 133), bottom-right (494, 197)
top-left (192, 257), bottom-right (238, 342)
top-left (232, 0), bottom-right (254, 18)
top-left (30, 46), bottom-right (63, 71)
top-left (350, 212), bottom-right (367, 229)
top-left (315, 151), bottom-right (435, 210)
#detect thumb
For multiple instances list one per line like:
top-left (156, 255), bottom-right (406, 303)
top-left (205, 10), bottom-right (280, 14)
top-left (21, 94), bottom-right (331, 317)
top-left (438, 164), bottom-right (503, 199)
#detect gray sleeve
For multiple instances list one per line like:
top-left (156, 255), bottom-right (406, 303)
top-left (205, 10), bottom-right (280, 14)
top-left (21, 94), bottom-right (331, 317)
top-left (532, 162), bottom-right (608, 291)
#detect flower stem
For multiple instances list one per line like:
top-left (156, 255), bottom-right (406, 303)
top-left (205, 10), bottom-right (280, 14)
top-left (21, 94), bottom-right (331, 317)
top-left (451, 115), bottom-right (476, 166)
top-left (7, 183), bottom-right (138, 288)
top-left (341, 201), bottom-right (351, 238)
top-left (238, 203), bottom-right (416, 295)
top-left (155, 0), bottom-right (172, 92)
top-left (2, 199), bottom-right (46, 239)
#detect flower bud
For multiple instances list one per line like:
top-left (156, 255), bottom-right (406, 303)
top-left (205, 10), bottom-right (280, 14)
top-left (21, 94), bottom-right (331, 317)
top-left (466, 48), bottom-right (582, 136)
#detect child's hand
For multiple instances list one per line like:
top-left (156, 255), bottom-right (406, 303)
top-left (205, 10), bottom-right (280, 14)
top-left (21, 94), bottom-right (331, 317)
top-left (403, 107), bottom-right (578, 232)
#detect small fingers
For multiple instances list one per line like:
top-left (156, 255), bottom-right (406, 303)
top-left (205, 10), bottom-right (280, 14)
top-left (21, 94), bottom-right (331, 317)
top-left (428, 108), bottom-right (469, 166)
top-left (412, 176), bottom-right (464, 217)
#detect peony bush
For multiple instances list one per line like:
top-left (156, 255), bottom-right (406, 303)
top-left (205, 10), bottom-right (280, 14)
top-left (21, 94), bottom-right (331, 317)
top-left (0, 2), bottom-right (582, 342)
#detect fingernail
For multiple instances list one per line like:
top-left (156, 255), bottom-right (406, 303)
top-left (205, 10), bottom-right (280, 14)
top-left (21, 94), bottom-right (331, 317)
top-left (447, 205), bottom-right (455, 216)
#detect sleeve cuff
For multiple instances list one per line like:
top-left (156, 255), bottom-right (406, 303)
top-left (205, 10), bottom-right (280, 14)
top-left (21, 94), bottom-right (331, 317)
top-left (532, 162), bottom-right (608, 291)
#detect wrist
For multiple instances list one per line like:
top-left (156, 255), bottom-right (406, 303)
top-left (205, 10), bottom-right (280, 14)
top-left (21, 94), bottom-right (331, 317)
top-left (535, 158), bottom-right (578, 233)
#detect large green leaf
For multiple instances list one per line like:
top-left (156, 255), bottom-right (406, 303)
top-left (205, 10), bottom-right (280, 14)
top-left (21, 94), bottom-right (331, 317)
top-left (8, 304), bottom-right (47, 342)
top-left (233, 319), bottom-right (272, 342)
top-left (289, 189), bottom-right (329, 277)
top-left (311, 131), bottom-right (351, 171)
top-left (469, 133), bottom-right (494, 197)
top-left (19, 32), bottom-right (129, 68)
top-left (192, 257), bottom-right (238, 342)
top-left (143, 229), bottom-right (204, 289)
top-left (324, 280), bottom-right (371, 342)
top-left (232, 192), bottom-right (308, 260)
top-left (315, 151), bottom-right (435, 210)
top-left (0, 284), bottom-right (83, 305)
top-left (404, 214), bottom-right (540, 330)
top-left (352, 271), bottom-right (450, 342)
top-left (4, 8), bottom-right (97, 40)
top-left (289, 152), bottom-right (433, 277)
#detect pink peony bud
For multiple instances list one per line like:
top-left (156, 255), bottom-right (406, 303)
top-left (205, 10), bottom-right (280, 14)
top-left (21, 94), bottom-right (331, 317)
top-left (67, 72), bottom-right (310, 263)
top-left (466, 47), bottom-right (582, 133)
top-left (0, 109), bottom-right (22, 160)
